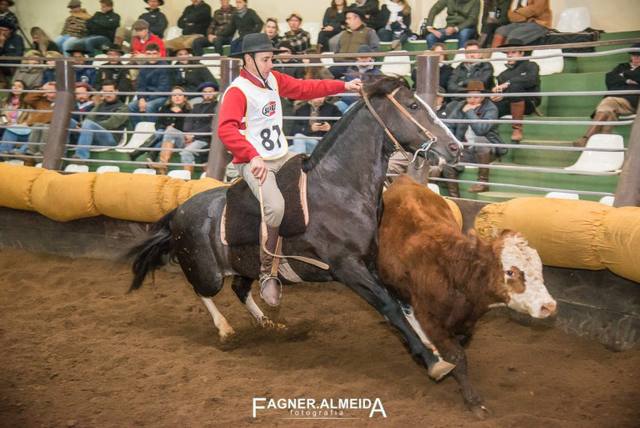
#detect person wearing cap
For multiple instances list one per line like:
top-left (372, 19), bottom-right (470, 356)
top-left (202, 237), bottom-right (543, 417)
top-left (11, 50), bottom-right (42, 90)
top-left (172, 47), bottom-right (218, 95)
top-left (191, 0), bottom-right (236, 56)
top-left (218, 33), bottom-right (362, 307)
top-left (128, 43), bottom-right (171, 125)
top-left (423, 0), bottom-right (480, 49)
top-left (68, 47), bottom-right (96, 86)
top-left (490, 38), bottom-right (540, 143)
top-left (55, 0), bottom-right (92, 56)
top-left (0, 0), bottom-right (18, 30)
top-left (139, 0), bottom-right (168, 39)
top-left (221, 0), bottom-right (263, 55)
top-left (131, 18), bottom-right (166, 57)
top-left (447, 39), bottom-right (494, 94)
top-left (444, 79), bottom-right (505, 194)
top-left (95, 44), bottom-right (132, 97)
top-left (281, 13), bottom-right (310, 55)
top-left (335, 44), bottom-right (382, 113)
top-left (179, 81), bottom-right (219, 173)
top-left (0, 16), bottom-right (23, 86)
top-left (573, 44), bottom-right (640, 147)
top-left (491, 0), bottom-right (552, 48)
top-left (331, 5), bottom-right (380, 79)
top-left (79, 0), bottom-right (120, 55)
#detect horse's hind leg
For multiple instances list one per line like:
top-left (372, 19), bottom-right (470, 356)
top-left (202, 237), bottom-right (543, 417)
top-left (200, 295), bottom-right (235, 341)
top-left (231, 276), bottom-right (286, 330)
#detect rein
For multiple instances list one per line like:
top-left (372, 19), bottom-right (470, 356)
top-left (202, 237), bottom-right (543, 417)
top-left (360, 87), bottom-right (438, 165)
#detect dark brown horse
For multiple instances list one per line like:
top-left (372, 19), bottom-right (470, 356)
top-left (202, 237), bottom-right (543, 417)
top-left (127, 77), bottom-right (462, 380)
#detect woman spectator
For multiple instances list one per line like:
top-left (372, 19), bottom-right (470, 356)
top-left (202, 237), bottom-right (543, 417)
top-left (318, 0), bottom-right (346, 52)
top-left (12, 50), bottom-right (44, 89)
top-left (263, 18), bottom-right (281, 48)
top-left (378, 0), bottom-right (411, 49)
top-left (0, 79), bottom-right (30, 155)
top-left (147, 86), bottom-right (192, 175)
top-left (31, 27), bottom-right (60, 55)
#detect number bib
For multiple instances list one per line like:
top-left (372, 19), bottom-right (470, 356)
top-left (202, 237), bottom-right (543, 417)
top-left (225, 74), bottom-right (288, 160)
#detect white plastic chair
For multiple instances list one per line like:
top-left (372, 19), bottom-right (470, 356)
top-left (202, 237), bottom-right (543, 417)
top-left (320, 51), bottom-right (334, 66)
top-left (92, 53), bottom-right (108, 67)
top-left (490, 50), bottom-right (509, 76)
top-left (427, 183), bottom-right (440, 195)
top-left (96, 165), bottom-right (120, 174)
top-left (531, 49), bottom-right (564, 75)
top-left (116, 122), bottom-right (156, 154)
top-left (201, 53), bottom-right (222, 80)
top-left (451, 48), bottom-right (465, 69)
top-left (599, 195), bottom-right (615, 206)
top-left (165, 26), bottom-right (183, 40)
top-left (64, 164), bottom-right (89, 173)
top-left (556, 7), bottom-right (591, 33)
top-left (35, 162), bottom-right (42, 168)
top-left (380, 50), bottom-right (411, 76)
top-left (133, 168), bottom-right (156, 175)
top-left (545, 191), bottom-right (579, 200)
top-left (168, 169), bottom-right (191, 180)
top-left (5, 159), bottom-right (24, 166)
top-left (564, 134), bottom-right (625, 173)
top-left (200, 171), bottom-right (207, 179)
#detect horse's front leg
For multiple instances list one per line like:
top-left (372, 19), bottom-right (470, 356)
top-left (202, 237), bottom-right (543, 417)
top-left (332, 259), bottom-right (454, 380)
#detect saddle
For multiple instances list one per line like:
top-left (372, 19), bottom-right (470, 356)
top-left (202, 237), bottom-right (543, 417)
top-left (221, 154), bottom-right (309, 246)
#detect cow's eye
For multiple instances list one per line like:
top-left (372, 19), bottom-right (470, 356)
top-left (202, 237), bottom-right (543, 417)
top-left (409, 103), bottom-right (418, 110)
top-left (506, 270), bottom-right (514, 277)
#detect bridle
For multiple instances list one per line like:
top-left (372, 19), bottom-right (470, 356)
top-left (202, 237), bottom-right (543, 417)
top-left (360, 87), bottom-right (438, 165)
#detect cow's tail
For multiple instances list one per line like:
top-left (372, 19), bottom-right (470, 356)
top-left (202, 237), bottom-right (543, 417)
top-left (126, 210), bottom-right (177, 293)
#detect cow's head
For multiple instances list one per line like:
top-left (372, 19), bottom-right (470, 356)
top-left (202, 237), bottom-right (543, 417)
top-left (494, 231), bottom-right (557, 319)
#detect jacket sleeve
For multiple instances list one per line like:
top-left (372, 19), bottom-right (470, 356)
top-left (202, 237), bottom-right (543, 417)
top-left (367, 28), bottom-right (380, 51)
top-left (605, 63), bottom-right (628, 89)
top-left (94, 103), bottom-right (130, 130)
top-left (426, 0), bottom-right (447, 27)
top-left (505, 62), bottom-right (539, 88)
top-left (274, 71), bottom-right (346, 100)
top-left (322, 8), bottom-right (331, 27)
top-left (466, 102), bottom-right (498, 136)
top-left (509, 0), bottom-right (547, 21)
top-left (459, 0), bottom-right (480, 29)
top-left (217, 87), bottom-right (259, 162)
top-left (447, 67), bottom-right (466, 93)
top-left (221, 17), bottom-right (236, 37)
top-left (250, 10), bottom-right (264, 34)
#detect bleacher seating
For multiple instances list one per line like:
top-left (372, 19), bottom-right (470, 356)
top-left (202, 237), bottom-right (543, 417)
top-left (564, 134), bottom-right (625, 173)
top-left (380, 50), bottom-right (411, 77)
top-left (545, 191), bottom-right (580, 200)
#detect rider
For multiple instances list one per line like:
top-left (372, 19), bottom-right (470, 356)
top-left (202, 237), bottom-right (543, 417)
top-left (218, 33), bottom-right (362, 307)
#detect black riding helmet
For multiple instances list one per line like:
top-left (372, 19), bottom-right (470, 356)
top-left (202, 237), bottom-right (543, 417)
top-left (230, 33), bottom-right (287, 90)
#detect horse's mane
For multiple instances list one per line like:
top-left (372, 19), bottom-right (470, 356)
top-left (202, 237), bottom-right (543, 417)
top-left (302, 76), bottom-right (409, 172)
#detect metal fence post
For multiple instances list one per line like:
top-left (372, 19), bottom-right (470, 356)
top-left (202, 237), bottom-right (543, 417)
top-left (415, 53), bottom-right (440, 108)
top-left (42, 59), bottom-right (75, 170)
top-left (614, 104), bottom-right (640, 207)
top-left (206, 58), bottom-right (240, 180)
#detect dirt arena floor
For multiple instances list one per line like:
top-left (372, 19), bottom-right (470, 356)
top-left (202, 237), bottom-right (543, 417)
top-left (0, 248), bottom-right (638, 427)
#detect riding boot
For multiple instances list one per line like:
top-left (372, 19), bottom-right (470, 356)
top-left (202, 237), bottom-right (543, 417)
top-left (491, 33), bottom-right (506, 48)
top-left (573, 110), bottom-right (613, 147)
top-left (259, 224), bottom-right (283, 307)
top-left (510, 100), bottom-right (526, 143)
top-left (468, 152), bottom-right (492, 193)
top-left (151, 141), bottom-right (173, 175)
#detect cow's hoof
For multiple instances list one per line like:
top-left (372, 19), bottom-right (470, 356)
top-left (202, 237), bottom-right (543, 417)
top-left (470, 404), bottom-right (490, 420)
top-left (428, 360), bottom-right (456, 381)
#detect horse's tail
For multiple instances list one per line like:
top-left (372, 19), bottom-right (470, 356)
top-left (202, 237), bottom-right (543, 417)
top-left (126, 209), bottom-right (176, 293)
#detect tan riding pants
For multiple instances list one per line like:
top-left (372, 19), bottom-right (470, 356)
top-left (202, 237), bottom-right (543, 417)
top-left (236, 151), bottom-right (297, 227)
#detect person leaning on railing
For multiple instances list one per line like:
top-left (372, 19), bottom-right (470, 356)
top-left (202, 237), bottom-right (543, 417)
top-left (573, 44), bottom-right (640, 147)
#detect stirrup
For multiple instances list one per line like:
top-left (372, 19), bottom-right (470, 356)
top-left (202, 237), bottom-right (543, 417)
top-left (259, 275), bottom-right (283, 307)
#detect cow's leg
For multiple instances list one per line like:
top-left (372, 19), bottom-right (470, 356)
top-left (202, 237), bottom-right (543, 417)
top-left (333, 260), bottom-right (455, 381)
top-left (231, 276), bottom-right (286, 330)
top-left (200, 296), bottom-right (235, 342)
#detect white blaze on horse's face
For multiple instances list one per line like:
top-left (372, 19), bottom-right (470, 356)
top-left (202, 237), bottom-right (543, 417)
top-left (499, 232), bottom-right (557, 319)
top-left (413, 95), bottom-right (464, 156)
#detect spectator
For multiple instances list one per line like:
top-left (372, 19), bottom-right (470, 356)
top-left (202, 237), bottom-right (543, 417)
top-left (281, 13), bottom-right (310, 55)
top-left (95, 44), bottom-right (133, 97)
top-left (263, 18), bottom-right (281, 48)
top-left (492, 0), bottom-right (552, 48)
top-left (445, 80), bottom-right (505, 194)
top-left (56, 0), bottom-right (92, 55)
top-left (222, 0), bottom-right (263, 55)
top-left (574, 45), bottom-right (640, 147)
top-left (490, 39), bottom-right (540, 143)
top-left (22, 81), bottom-right (56, 158)
top-left (335, 44), bottom-right (382, 112)
top-left (42, 51), bottom-right (63, 85)
top-left (291, 96), bottom-right (341, 154)
top-left (378, 0), bottom-right (412, 49)
top-left (74, 82), bottom-right (96, 122)
top-left (180, 81), bottom-right (219, 172)
top-left (351, 0), bottom-right (383, 30)
top-left (79, 0), bottom-right (120, 55)
top-left (192, 0), bottom-right (236, 56)
top-left (480, 0), bottom-right (510, 47)
top-left (423, 0), bottom-right (480, 49)
top-left (177, 0), bottom-right (212, 36)
top-left (31, 27), bottom-right (60, 55)
top-left (447, 39), bottom-right (494, 94)
top-left (128, 43), bottom-right (171, 125)
top-left (318, 0), bottom-right (346, 53)
top-left (73, 80), bottom-right (129, 159)
top-left (139, 0), bottom-right (168, 39)
top-left (148, 86), bottom-right (192, 174)
top-left (272, 41), bottom-right (305, 79)
top-left (0, 79), bottom-right (30, 155)
top-left (331, 6), bottom-right (380, 79)
top-left (302, 54), bottom-right (334, 80)
top-left (12, 50), bottom-right (44, 90)
top-left (68, 47), bottom-right (96, 86)
top-left (131, 19), bottom-right (166, 57)
top-left (0, 17), bottom-right (23, 87)
top-left (0, 0), bottom-right (17, 29)
top-left (172, 47), bottom-right (218, 95)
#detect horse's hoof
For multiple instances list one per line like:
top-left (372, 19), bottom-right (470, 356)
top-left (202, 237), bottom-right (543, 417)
top-left (470, 404), bottom-right (490, 420)
top-left (260, 317), bottom-right (287, 330)
top-left (219, 328), bottom-right (236, 343)
top-left (428, 360), bottom-right (456, 381)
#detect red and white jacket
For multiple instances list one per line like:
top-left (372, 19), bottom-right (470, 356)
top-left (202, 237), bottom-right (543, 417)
top-left (218, 69), bottom-right (346, 164)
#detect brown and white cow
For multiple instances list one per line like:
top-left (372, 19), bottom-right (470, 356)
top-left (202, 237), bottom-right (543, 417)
top-left (378, 176), bottom-right (557, 418)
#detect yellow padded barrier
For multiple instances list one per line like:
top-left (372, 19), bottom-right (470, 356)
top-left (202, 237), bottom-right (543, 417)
top-left (31, 170), bottom-right (99, 221)
top-left (444, 198), bottom-right (463, 230)
top-left (597, 207), bottom-right (640, 283)
top-left (0, 164), bottom-right (45, 210)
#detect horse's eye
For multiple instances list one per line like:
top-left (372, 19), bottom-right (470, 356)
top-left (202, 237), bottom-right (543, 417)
top-left (409, 103), bottom-right (419, 110)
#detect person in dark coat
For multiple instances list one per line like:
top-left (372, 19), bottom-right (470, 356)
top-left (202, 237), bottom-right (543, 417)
top-left (128, 43), bottom-right (171, 125)
top-left (94, 44), bottom-right (133, 100)
top-left (447, 39), bottom-right (494, 94)
top-left (177, 0), bottom-right (212, 36)
top-left (172, 47), bottom-right (218, 95)
top-left (0, 0), bottom-right (18, 29)
top-left (573, 44), bottom-right (640, 147)
top-left (318, 0), bottom-right (346, 52)
top-left (291, 95), bottom-right (342, 154)
top-left (0, 17), bottom-right (24, 85)
top-left (272, 40), bottom-right (305, 79)
top-left (139, 0), bottom-right (168, 38)
top-left (480, 0), bottom-right (510, 47)
top-left (69, 47), bottom-right (96, 86)
top-left (180, 81), bottom-right (219, 171)
top-left (411, 43), bottom-right (452, 93)
top-left (352, 0), bottom-right (383, 30)
top-left (191, 0), bottom-right (236, 55)
top-left (81, 0), bottom-right (121, 54)
top-left (222, 0), bottom-right (263, 55)
top-left (490, 39), bottom-right (540, 143)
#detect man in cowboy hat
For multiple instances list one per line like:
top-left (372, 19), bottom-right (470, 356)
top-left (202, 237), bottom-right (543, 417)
top-left (0, 0), bottom-right (18, 29)
top-left (95, 43), bottom-right (132, 96)
top-left (331, 5), bottom-right (380, 79)
top-left (139, 0), bottom-right (168, 39)
top-left (218, 33), bottom-right (362, 307)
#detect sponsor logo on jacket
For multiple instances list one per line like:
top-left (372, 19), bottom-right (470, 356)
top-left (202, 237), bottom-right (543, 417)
top-left (262, 101), bottom-right (277, 117)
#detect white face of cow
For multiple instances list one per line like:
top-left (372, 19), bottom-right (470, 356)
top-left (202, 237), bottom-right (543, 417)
top-left (499, 233), bottom-right (557, 319)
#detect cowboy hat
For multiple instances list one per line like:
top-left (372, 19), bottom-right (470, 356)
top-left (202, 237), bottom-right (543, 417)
top-left (230, 33), bottom-right (287, 58)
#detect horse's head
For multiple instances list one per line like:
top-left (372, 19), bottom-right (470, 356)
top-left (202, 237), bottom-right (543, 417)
top-left (362, 76), bottom-right (462, 167)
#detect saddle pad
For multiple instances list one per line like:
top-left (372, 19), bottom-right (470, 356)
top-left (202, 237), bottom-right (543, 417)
top-left (222, 154), bottom-right (309, 246)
